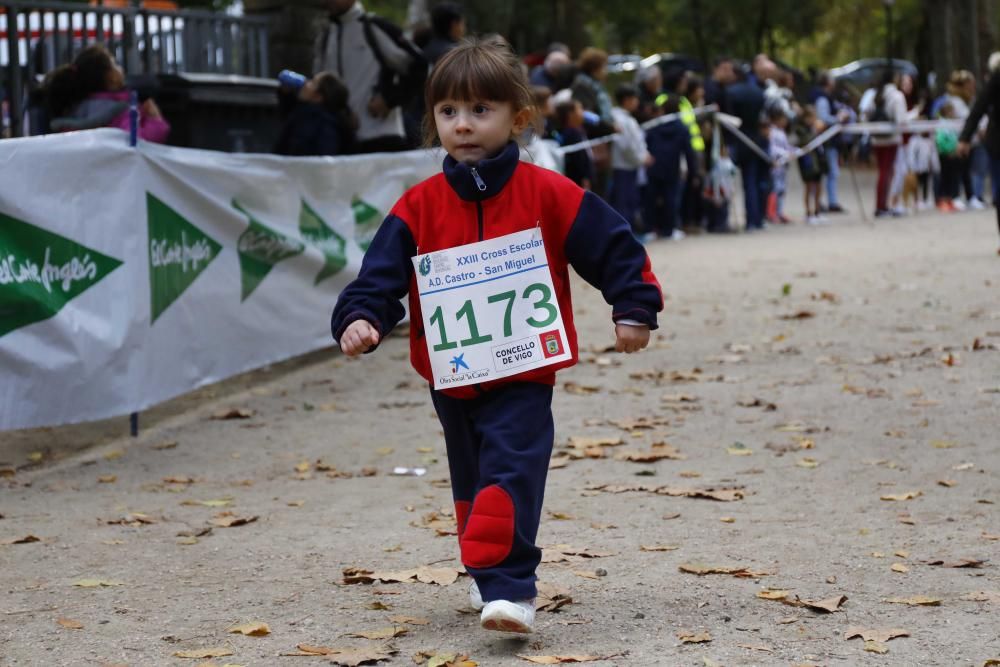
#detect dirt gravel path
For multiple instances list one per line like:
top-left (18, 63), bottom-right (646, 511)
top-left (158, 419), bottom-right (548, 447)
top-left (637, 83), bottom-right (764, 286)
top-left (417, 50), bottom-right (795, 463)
top-left (2, 174), bottom-right (998, 666)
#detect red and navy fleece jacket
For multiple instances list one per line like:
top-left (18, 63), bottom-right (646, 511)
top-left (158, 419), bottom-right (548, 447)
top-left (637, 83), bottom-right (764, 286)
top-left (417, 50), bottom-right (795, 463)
top-left (330, 140), bottom-right (663, 399)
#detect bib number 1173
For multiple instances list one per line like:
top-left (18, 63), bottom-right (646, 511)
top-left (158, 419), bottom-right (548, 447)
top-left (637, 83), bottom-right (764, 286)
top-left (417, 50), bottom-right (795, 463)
top-left (428, 281), bottom-right (557, 352)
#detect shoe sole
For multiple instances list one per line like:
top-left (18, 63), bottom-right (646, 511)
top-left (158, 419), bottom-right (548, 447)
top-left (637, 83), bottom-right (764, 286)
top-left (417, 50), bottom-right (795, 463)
top-left (481, 616), bottom-right (532, 633)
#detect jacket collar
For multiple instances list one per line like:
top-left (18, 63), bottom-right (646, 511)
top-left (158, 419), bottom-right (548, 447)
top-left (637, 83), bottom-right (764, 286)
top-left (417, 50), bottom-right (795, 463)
top-left (442, 141), bottom-right (520, 202)
top-left (332, 2), bottom-right (364, 23)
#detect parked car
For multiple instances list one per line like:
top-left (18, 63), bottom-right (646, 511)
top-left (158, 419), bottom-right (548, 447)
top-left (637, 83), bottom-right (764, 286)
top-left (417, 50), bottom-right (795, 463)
top-left (828, 58), bottom-right (918, 96)
top-left (607, 52), bottom-right (705, 94)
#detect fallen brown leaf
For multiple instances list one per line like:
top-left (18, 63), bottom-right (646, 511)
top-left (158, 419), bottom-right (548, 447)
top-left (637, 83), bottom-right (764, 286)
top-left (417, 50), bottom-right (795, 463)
top-left (925, 558), bottom-right (986, 568)
top-left (961, 590), bottom-right (1000, 603)
top-left (588, 483), bottom-right (744, 502)
top-left (880, 491), bottom-right (922, 501)
top-left (536, 583), bottom-right (573, 612)
top-left (347, 626), bottom-right (407, 640)
top-left (679, 563), bottom-right (767, 578)
top-left (541, 545), bottom-right (615, 563)
top-left (864, 641), bottom-right (889, 654)
top-left (518, 656), bottom-right (619, 664)
top-left (210, 408), bottom-right (255, 420)
top-left (151, 441), bottom-right (178, 450)
top-left (845, 627), bottom-right (909, 643)
top-left (737, 643), bottom-right (773, 652)
top-left (281, 644), bottom-right (396, 665)
top-left (387, 615), bottom-right (428, 625)
top-left (778, 310), bottom-right (815, 320)
top-left (640, 545), bottom-right (679, 552)
top-left (615, 443), bottom-right (685, 463)
top-left (342, 566), bottom-right (463, 586)
top-left (884, 595), bottom-right (941, 606)
top-left (174, 648), bottom-right (234, 659)
top-left (677, 629), bottom-right (712, 643)
top-left (72, 578), bottom-right (123, 588)
top-left (1, 535), bottom-right (41, 545)
top-left (209, 513), bottom-right (258, 528)
top-left (891, 563), bottom-right (909, 573)
top-left (228, 621), bottom-right (270, 636)
top-left (563, 382), bottom-right (601, 395)
top-left (57, 618), bottom-right (84, 629)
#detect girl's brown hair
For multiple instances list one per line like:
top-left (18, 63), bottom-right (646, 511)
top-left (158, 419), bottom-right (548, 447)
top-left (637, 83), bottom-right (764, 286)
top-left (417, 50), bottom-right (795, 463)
top-left (423, 35), bottom-right (537, 146)
top-left (46, 44), bottom-right (118, 118)
top-left (577, 47), bottom-right (608, 77)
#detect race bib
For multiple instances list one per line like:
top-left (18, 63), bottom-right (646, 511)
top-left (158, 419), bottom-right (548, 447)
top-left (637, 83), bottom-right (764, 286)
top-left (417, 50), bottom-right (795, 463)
top-left (412, 228), bottom-right (571, 389)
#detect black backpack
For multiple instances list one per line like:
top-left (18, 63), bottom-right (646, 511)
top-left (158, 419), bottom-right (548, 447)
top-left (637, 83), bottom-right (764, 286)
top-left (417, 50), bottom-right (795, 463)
top-left (321, 14), bottom-right (428, 110)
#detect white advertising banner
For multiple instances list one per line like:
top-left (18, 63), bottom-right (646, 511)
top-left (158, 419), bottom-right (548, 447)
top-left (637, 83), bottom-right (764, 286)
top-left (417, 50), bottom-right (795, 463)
top-left (0, 128), bottom-right (443, 431)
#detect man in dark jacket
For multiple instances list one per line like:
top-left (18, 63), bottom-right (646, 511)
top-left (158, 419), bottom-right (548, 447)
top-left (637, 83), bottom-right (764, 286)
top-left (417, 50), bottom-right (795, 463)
top-left (422, 2), bottom-right (464, 66)
top-left (958, 53), bottom-right (1000, 250)
top-left (644, 96), bottom-right (698, 240)
top-left (724, 66), bottom-right (768, 231)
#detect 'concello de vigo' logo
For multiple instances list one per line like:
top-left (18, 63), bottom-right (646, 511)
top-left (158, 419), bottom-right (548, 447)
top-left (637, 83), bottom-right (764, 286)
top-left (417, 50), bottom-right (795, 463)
top-left (418, 255), bottom-right (432, 277)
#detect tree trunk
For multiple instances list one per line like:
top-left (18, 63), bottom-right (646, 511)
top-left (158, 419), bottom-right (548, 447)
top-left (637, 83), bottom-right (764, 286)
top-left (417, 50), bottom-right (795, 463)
top-left (243, 0), bottom-right (327, 78)
top-left (690, 0), bottom-right (708, 68)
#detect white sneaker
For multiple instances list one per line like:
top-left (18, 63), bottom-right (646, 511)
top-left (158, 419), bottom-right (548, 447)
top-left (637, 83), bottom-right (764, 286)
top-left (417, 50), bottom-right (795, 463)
top-left (806, 215), bottom-right (828, 225)
top-left (917, 200), bottom-right (932, 211)
top-left (969, 197), bottom-right (986, 210)
top-left (669, 229), bottom-right (686, 241)
top-left (480, 599), bottom-right (535, 634)
top-left (469, 580), bottom-right (485, 611)
top-left (952, 199), bottom-right (967, 212)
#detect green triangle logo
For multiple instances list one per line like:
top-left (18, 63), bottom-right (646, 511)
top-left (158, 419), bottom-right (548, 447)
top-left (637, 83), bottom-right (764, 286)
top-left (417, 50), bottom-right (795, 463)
top-left (147, 194), bottom-right (222, 323)
top-left (352, 196), bottom-right (384, 252)
top-left (299, 199), bottom-right (347, 285)
top-left (0, 210), bottom-right (123, 338)
top-left (233, 199), bottom-right (305, 301)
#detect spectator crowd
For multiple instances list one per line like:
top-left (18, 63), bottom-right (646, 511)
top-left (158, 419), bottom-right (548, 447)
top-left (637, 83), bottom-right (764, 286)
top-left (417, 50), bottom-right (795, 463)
top-left (23, 0), bottom-right (1000, 247)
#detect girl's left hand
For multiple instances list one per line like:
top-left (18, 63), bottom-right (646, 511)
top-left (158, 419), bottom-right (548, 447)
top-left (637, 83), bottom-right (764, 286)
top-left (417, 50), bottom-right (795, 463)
top-left (614, 323), bottom-right (650, 354)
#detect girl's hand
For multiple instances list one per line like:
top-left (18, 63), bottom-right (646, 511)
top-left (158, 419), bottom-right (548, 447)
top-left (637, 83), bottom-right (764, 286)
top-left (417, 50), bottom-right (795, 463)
top-left (614, 322), bottom-right (650, 354)
top-left (142, 98), bottom-right (162, 119)
top-left (340, 320), bottom-right (380, 356)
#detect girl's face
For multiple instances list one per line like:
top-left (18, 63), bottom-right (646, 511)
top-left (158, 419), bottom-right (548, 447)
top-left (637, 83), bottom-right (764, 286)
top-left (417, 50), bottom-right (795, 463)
top-left (299, 77), bottom-right (323, 103)
top-left (434, 98), bottom-right (526, 164)
top-left (105, 62), bottom-right (124, 91)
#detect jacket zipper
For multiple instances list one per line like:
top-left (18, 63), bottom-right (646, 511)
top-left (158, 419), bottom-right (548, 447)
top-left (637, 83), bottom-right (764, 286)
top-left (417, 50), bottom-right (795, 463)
top-left (471, 168), bottom-right (486, 240)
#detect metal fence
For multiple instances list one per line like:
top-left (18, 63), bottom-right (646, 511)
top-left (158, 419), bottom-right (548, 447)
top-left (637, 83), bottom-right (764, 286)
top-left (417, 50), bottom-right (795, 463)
top-left (1, 1), bottom-right (270, 137)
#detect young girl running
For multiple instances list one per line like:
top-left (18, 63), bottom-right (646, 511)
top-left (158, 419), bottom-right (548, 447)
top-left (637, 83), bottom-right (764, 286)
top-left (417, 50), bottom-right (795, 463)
top-left (330, 37), bottom-right (662, 634)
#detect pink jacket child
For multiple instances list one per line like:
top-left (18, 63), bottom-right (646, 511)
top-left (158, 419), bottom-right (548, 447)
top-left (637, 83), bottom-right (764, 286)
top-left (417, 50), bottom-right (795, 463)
top-left (46, 44), bottom-right (170, 144)
top-left (51, 90), bottom-right (170, 144)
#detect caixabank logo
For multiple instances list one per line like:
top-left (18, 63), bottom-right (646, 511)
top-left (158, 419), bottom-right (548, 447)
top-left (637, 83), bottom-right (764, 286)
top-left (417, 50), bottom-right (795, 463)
top-left (438, 352), bottom-right (489, 386)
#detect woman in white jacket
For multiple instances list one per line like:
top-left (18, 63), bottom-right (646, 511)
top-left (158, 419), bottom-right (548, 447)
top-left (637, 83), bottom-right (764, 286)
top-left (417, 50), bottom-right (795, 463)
top-left (862, 72), bottom-right (917, 216)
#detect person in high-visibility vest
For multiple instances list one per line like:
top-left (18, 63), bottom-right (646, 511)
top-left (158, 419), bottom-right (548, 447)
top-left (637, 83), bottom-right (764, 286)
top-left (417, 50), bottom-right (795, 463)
top-left (660, 68), bottom-right (705, 155)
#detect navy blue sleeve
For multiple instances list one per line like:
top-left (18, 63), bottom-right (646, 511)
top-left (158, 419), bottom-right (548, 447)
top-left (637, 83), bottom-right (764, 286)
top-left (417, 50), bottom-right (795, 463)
top-left (682, 133), bottom-right (697, 179)
top-left (564, 191), bottom-right (662, 329)
top-left (330, 214), bottom-right (415, 349)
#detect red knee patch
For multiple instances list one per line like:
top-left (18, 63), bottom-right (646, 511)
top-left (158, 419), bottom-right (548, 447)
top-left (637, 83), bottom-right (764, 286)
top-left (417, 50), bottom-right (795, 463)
top-left (454, 500), bottom-right (471, 541)
top-left (460, 485), bottom-right (515, 569)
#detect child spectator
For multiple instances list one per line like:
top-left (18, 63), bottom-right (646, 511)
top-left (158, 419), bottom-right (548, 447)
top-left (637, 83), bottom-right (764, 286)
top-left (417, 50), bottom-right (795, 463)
top-left (936, 102), bottom-right (961, 212)
top-left (609, 84), bottom-right (652, 229)
top-left (532, 86), bottom-right (557, 141)
top-left (795, 106), bottom-right (828, 224)
top-left (46, 44), bottom-right (169, 143)
top-left (644, 94), bottom-right (697, 240)
top-left (906, 130), bottom-right (939, 211)
top-left (330, 37), bottom-right (662, 635)
top-left (274, 71), bottom-right (357, 156)
top-left (555, 98), bottom-right (593, 190)
top-left (767, 109), bottom-right (792, 223)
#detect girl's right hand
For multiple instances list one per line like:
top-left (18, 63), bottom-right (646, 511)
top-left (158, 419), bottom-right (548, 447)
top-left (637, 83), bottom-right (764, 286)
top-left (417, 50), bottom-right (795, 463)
top-left (340, 320), bottom-right (380, 356)
top-left (142, 98), bottom-right (162, 119)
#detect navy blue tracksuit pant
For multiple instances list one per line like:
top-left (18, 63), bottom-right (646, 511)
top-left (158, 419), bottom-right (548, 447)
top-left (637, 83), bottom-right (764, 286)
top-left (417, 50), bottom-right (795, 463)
top-left (430, 382), bottom-right (554, 602)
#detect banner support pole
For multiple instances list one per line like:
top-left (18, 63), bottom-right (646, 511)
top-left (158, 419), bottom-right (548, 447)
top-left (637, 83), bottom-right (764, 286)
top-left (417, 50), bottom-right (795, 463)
top-left (129, 91), bottom-right (140, 437)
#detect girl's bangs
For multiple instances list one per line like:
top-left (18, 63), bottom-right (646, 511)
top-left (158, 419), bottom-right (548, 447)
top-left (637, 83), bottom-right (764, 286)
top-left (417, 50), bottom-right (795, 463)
top-left (428, 51), bottom-right (515, 106)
